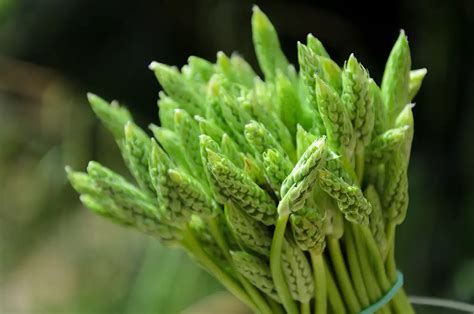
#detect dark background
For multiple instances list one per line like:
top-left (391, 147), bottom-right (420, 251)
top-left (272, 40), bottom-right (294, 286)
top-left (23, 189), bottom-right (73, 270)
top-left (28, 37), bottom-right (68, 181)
top-left (1, 0), bottom-right (473, 312)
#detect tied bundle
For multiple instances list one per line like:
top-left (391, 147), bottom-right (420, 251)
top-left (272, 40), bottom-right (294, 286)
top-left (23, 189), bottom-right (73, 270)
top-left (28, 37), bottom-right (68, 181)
top-left (67, 6), bottom-right (426, 314)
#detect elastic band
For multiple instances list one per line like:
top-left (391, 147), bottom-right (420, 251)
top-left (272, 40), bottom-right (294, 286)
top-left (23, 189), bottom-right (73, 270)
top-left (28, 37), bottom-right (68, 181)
top-left (359, 271), bottom-right (404, 314)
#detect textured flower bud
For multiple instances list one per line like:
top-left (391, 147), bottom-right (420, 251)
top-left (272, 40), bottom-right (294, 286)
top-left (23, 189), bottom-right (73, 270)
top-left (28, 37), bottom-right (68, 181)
top-left (210, 79), bottom-right (252, 151)
top-left (87, 161), bottom-right (153, 209)
top-left (206, 77), bottom-right (234, 136)
top-left (149, 142), bottom-right (192, 225)
top-left (199, 135), bottom-right (225, 202)
top-left (383, 153), bottom-right (409, 225)
top-left (124, 122), bottom-right (154, 194)
top-left (225, 204), bottom-right (272, 257)
top-left (262, 148), bottom-right (293, 195)
top-left (281, 137), bottom-right (327, 197)
top-left (244, 79), bottom-right (296, 161)
top-left (316, 77), bottom-right (356, 158)
top-left (290, 203), bottom-right (326, 253)
top-left (74, 162), bottom-right (180, 244)
top-left (167, 168), bottom-right (216, 218)
top-left (79, 194), bottom-right (126, 223)
top-left (366, 126), bottom-right (409, 163)
top-left (205, 148), bottom-right (277, 225)
top-left (325, 150), bottom-right (354, 184)
top-left (245, 120), bottom-right (286, 160)
top-left (281, 240), bottom-right (314, 302)
top-left (231, 251), bottom-right (281, 302)
top-left (364, 185), bottom-right (388, 255)
top-left (317, 169), bottom-right (371, 225)
top-left (341, 54), bottom-right (374, 145)
top-left (174, 109), bottom-right (205, 179)
top-left (297, 42), bottom-right (326, 136)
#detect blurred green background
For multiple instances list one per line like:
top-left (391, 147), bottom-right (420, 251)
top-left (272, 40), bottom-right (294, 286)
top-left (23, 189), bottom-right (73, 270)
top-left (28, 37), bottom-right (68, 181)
top-left (0, 0), bottom-right (473, 313)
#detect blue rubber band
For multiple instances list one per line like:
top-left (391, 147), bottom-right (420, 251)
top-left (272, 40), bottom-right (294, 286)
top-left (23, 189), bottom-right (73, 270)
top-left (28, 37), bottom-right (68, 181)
top-left (359, 271), bottom-right (404, 314)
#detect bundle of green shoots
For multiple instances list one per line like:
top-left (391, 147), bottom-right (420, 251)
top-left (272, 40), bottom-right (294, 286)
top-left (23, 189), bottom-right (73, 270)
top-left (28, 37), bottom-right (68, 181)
top-left (67, 6), bottom-right (426, 314)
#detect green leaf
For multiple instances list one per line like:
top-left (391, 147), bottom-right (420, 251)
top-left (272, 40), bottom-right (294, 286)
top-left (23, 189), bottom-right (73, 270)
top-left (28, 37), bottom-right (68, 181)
top-left (150, 125), bottom-right (191, 174)
top-left (183, 56), bottom-right (215, 84)
top-left (369, 80), bottom-right (387, 137)
top-left (252, 6), bottom-right (290, 80)
top-left (276, 71), bottom-right (311, 136)
top-left (216, 51), bottom-right (256, 87)
top-left (150, 61), bottom-right (205, 116)
top-left (307, 34), bottom-right (330, 58)
top-left (408, 68), bottom-right (427, 101)
top-left (87, 93), bottom-right (132, 142)
top-left (220, 133), bottom-right (245, 168)
top-left (381, 31), bottom-right (411, 124)
top-left (318, 56), bottom-right (342, 94)
top-left (157, 92), bottom-right (179, 130)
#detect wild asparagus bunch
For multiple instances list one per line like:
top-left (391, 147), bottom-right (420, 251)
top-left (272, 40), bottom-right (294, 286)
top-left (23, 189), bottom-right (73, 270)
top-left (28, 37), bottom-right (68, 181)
top-left (67, 6), bottom-right (426, 314)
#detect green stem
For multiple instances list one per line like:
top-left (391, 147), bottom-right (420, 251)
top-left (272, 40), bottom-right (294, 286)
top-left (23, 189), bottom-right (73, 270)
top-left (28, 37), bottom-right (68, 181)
top-left (208, 217), bottom-right (230, 258)
top-left (266, 296), bottom-right (284, 314)
top-left (385, 222), bottom-right (396, 261)
top-left (270, 214), bottom-right (299, 314)
top-left (394, 288), bottom-right (415, 314)
top-left (208, 217), bottom-right (272, 314)
top-left (341, 155), bottom-right (359, 183)
top-left (323, 257), bottom-right (346, 314)
top-left (350, 224), bottom-right (390, 314)
top-left (357, 225), bottom-right (411, 313)
top-left (309, 251), bottom-right (327, 314)
top-left (180, 227), bottom-right (258, 312)
top-left (344, 225), bottom-right (370, 308)
top-left (355, 142), bottom-right (365, 185)
top-left (301, 301), bottom-right (311, 314)
top-left (327, 237), bottom-right (361, 313)
top-left (358, 226), bottom-right (389, 288)
top-left (384, 223), bottom-right (415, 313)
top-left (386, 244), bottom-right (396, 282)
